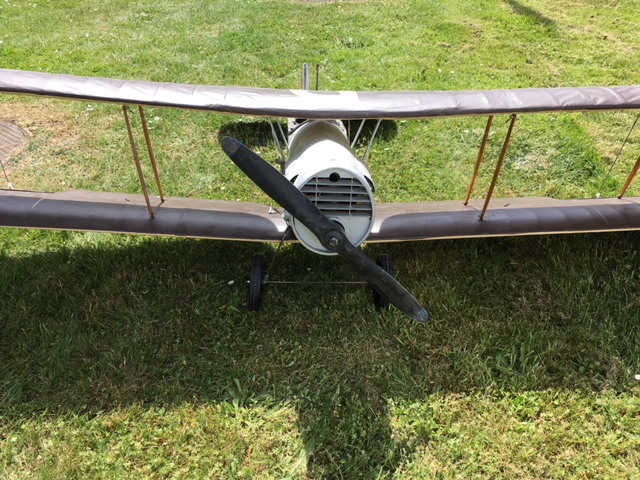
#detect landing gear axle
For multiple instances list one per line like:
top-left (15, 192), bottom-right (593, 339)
top-left (246, 252), bottom-right (395, 312)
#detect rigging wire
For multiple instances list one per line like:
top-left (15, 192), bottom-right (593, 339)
top-left (267, 117), bottom-right (286, 170)
top-left (597, 113), bottom-right (640, 197)
top-left (0, 122), bottom-right (23, 190)
top-left (0, 160), bottom-right (12, 189)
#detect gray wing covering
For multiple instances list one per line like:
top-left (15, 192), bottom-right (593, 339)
top-left (1, 68), bottom-right (640, 119)
top-left (3, 190), bottom-right (640, 242)
top-left (0, 190), bottom-right (289, 241)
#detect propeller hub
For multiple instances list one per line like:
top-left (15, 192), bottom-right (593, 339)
top-left (323, 229), bottom-right (344, 251)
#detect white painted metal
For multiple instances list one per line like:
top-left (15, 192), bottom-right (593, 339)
top-left (284, 120), bottom-right (376, 255)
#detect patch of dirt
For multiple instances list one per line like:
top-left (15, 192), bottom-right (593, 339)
top-left (0, 99), bottom-right (80, 149)
top-left (0, 121), bottom-right (26, 162)
top-left (0, 100), bottom-right (86, 187)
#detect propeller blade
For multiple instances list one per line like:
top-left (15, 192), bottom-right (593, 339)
top-left (221, 136), bottom-right (428, 322)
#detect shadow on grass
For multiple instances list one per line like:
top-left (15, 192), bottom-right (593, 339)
top-left (1, 230), bottom-right (640, 477)
top-left (219, 120), bottom-right (275, 148)
top-left (217, 118), bottom-right (398, 151)
top-left (346, 119), bottom-right (398, 145)
top-left (505, 0), bottom-right (557, 29)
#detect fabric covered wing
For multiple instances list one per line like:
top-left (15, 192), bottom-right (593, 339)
top-left (0, 190), bottom-right (288, 241)
top-left (3, 190), bottom-right (640, 242)
top-left (1, 69), bottom-right (640, 119)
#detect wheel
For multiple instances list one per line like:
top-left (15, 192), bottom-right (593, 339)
top-left (248, 254), bottom-right (265, 311)
top-left (372, 254), bottom-right (394, 310)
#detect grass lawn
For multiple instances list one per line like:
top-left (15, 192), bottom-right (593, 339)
top-left (1, 1), bottom-right (640, 478)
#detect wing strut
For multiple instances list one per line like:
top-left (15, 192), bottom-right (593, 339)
top-left (465, 115), bottom-right (494, 205)
top-left (138, 106), bottom-right (165, 202)
top-left (480, 114), bottom-right (518, 220)
top-left (122, 105), bottom-right (165, 218)
top-left (616, 114), bottom-right (640, 198)
top-left (361, 119), bottom-right (382, 164)
top-left (619, 153), bottom-right (640, 198)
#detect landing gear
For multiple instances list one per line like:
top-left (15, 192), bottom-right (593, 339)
top-left (372, 254), bottom-right (394, 310)
top-left (246, 249), bottom-right (396, 313)
top-left (248, 254), bottom-right (265, 311)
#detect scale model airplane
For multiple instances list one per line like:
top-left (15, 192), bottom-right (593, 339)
top-left (1, 65), bottom-right (640, 322)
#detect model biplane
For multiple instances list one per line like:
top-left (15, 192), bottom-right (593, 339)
top-left (2, 65), bottom-right (640, 322)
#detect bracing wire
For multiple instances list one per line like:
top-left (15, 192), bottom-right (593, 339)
top-left (597, 113), bottom-right (640, 197)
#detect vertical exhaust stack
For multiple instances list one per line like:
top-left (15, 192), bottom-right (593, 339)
top-left (284, 120), bottom-right (376, 255)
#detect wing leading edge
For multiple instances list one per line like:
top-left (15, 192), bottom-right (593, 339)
top-left (2, 190), bottom-right (640, 242)
top-left (1, 68), bottom-right (640, 119)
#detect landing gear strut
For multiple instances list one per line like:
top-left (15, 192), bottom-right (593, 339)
top-left (246, 249), bottom-right (396, 313)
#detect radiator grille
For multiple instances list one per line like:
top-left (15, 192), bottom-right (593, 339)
top-left (300, 176), bottom-right (372, 217)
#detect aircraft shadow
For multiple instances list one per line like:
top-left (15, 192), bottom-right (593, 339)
top-left (1, 231), bottom-right (638, 477)
top-left (218, 120), bottom-right (275, 148)
top-left (345, 119), bottom-right (398, 145)
top-left (217, 118), bottom-right (398, 152)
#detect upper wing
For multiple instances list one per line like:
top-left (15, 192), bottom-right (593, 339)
top-left (1, 68), bottom-right (640, 119)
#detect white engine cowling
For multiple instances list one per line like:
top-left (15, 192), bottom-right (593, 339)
top-left (284, 120), bottom-right (376, 255)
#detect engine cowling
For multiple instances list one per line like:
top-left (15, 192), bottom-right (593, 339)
top-left (284, 120), bottom-right (376, 255)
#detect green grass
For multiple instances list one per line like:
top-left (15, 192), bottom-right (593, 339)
top-left (2, 0), bottom-right (640, 478)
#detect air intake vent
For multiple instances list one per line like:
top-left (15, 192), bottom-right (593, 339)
top-left (301, 176), bottom-right (372, 217)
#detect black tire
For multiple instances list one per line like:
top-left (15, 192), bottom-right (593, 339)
top-left (372, 254), bottom-right (394, 310)
top-left (248, 254), bottom-right (265, 311)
